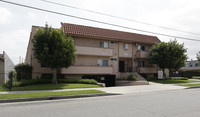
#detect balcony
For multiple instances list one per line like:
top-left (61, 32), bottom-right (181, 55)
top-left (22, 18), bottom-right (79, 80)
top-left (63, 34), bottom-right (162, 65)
top-left (136, 51), bottom-right (149, 58)
top-left (76, 46), bottom-right (113, 57)
top-left (61, 66), bottom-right (113, 74)
top-left (136, 67), bottom-right (157, 73)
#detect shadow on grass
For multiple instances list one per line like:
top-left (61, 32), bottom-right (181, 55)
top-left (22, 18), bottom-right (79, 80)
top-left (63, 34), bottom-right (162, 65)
top-left (151, 80), bottom-right (200, 84)
top-left (0, 83), bottom-right (100, 91)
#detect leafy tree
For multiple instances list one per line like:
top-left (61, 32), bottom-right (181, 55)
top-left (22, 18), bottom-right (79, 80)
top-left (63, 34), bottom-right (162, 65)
top-left (32, 24), bottom-right (76, 84)
top-left (197, 51), bottom-right (200, 62)
top-left (14, 63), bottom-right (32, 81)
top-left (149, 40), bottom-right (187, 77)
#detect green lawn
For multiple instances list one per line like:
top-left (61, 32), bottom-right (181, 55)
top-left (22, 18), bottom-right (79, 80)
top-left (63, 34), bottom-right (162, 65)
top-left (192, 76), bottom-right (200, 79)
top-left (179, 83), bottom-right (200, 87)
top-left (150, 80), bottom-right (200, 84)
top-left (0, 90), bottom-right (105, 99)
top-left (0, 83), bottom-right (101, 91)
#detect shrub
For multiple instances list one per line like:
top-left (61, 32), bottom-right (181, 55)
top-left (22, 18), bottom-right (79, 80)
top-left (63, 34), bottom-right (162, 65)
top-left (180, 71), bottom-right (200, 78)
top-left (14, 63), bottom-right (32, 81)
top-left (127, 74), bottom-right (136, 81)
top-left (166, 77), bottom-right (188, 80)
top-left (192, 76), bottom-right (200, 79)
top-left (58, 79), bottom-right (97, 84)
top-left (3, 78), bottom-right (98, 87)
top-left (145, 77), bottom-right (158, 81)
top-left (3, 70), bottom-right (17, 88)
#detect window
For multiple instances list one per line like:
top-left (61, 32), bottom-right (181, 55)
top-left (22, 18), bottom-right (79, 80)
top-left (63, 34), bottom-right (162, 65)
top-left (141, 46), bottom-right (145, 51)
top-left (98, 59), bottom-right (108, 66)
top-left (138, 45), bottom-right (145, 51)
top-left (123, 43), bottom-right (128, 50)
top-left (111, 41), bottom-right (117, 44)
top-left (137, 61), bottom-right (145, 67)
top-left (99, 41), bottom-right (108, 48)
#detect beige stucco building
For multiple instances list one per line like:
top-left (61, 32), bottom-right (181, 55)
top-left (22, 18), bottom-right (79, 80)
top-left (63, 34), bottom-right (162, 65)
top-left (25, 23), bottom-right (161, 84)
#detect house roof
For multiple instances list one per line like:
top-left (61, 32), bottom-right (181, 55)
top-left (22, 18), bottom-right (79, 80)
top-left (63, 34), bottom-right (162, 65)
top-left (61, 23), bottom-right (160, 44)
top-left (180, 67), bottom-right (200, 71)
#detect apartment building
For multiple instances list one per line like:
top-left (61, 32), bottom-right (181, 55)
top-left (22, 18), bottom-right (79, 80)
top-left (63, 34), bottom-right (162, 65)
top-left (25, 23), bottom-right (160, 84)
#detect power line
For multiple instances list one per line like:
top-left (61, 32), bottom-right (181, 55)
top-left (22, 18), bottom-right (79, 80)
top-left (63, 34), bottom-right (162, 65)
top-left (41, 0), bottom-right (200, 36)
top-left (1, 0), bottom-right (200, 42)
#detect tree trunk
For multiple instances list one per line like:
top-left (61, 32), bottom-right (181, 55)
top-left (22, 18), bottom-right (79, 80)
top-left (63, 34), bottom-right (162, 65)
top-left (52, 68), bottom-right (57, 84)
top-left (162, 68), bottom-right (166, 79)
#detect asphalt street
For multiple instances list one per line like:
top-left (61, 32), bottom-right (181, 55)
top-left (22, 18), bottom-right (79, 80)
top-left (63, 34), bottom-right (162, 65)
top-left (1, 88), bottom-right (200, 117)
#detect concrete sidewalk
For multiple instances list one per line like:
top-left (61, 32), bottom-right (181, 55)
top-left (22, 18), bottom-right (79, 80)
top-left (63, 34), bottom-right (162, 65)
top-left (0, 82), bottom-right (186, 95)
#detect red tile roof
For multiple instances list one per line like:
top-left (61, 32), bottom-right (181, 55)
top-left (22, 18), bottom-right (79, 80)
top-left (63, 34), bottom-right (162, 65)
top-left (61, 23), bottom-right (160, 44)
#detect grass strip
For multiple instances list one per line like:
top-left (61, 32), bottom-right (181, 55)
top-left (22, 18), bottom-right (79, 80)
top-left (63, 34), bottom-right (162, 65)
top-left (179, 83), bottom-right (200, 87)
top-left (150, 80), bottom-right (200, 84)
top-left (0, 90), bottom-right (105, 99)
top-left (0, 83), bottom-right (101, 91)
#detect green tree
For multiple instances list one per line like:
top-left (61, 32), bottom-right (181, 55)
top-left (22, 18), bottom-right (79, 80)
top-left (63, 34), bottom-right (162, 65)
top-left (32, 24), bottom-right (76, 84)
top-left (14, 63), bottom-right (32, 81)
top-left (149, 40), bottom-right (187, 77)
top-left (197, 51), bottom-right (200, 62)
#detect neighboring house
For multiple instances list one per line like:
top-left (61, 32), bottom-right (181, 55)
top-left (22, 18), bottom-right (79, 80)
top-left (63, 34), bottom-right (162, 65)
top-left (0, 51), bottom-right (15, 84)
top-left (180, 60), bottom-right (200, 71)
top-left (25, 23), bottom-right (160, 84)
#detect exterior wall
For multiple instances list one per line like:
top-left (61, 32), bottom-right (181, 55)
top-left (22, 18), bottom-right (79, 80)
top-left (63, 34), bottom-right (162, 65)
top-left (75, 55), bottom-right (111, 66)
top-left (74, 37), bottom-right (99, 47)
top-left (31, 56), bottom-right (52, 79)
top-left (25, 26), bottom-right (159, 79)
top-left (185, 60), bottom-right (200, 67)
top-left (61, 66), bottom-right (113, 74)
top-left (132, 43), bottom-right (138, 68)
top-left (109, 41), bottom-right (118, 73)
top-left (0, 59), bottom-right (4, 84)
top-left (25, 26), bottom-right (52, 79)
top-left (0, 52), bottom-right (14, 84)
top-left (119, 42), bottom-right (132, 58)
top-left (76, 46), bottom-right (113, 57)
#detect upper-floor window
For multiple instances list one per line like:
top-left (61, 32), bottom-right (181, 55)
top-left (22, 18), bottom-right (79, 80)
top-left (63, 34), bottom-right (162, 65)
top-left (98, 59), bottom-right (108, 66)
top-left (123, 43), bottom-right (128, 50)
top-left (99, 41), bottom-right (108, 48)
top-left (111, 41), bottom-right (117, 44)
top-left (138, 45), bottom-right (145, 51)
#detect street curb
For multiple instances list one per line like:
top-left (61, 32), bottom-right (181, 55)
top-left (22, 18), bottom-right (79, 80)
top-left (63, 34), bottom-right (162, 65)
top-left (0, 93), bottom-right (120, 103)
top-left (186, 86), bottom-right (200, 89)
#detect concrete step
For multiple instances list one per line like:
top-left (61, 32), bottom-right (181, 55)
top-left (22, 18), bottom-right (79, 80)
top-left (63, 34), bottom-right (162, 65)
top-left (116, 80), bottom-right (149, 86)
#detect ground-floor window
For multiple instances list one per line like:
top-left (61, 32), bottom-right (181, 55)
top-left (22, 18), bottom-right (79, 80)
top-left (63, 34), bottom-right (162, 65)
top-left (138, 61), bottom-right (145, 67)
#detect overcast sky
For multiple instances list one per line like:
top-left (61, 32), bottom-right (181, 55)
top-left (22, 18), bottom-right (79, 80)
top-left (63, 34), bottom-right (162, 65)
top-left (0, 0), bottom-right (200, 64)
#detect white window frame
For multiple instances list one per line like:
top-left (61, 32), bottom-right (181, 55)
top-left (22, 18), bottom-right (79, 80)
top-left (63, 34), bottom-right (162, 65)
top-left (137, 44), bottom-right (145, 51)
top-left (123, 43), bottom-right (128, 50)
top-left (99, 41), bottom-right (108, 48)
top-left (98, 59), bottom-right (108, 66)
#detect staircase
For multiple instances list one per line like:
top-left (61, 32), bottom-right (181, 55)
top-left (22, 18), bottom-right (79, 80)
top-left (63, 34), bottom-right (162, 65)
top-left (115, 72), bottom-right (149, 86)
top-left (133, 72), bottom-right (146, 81)
top-left (132, 72), bottom-right (149, 85)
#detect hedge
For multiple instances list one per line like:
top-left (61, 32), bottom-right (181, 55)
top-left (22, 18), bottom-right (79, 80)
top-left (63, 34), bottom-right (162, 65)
top-left (180, 71), bottom-right (200, 78)
top-left (14, 63), bottom-right (32, 81)
top-left (3, 78), bottom-right (98, 88)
